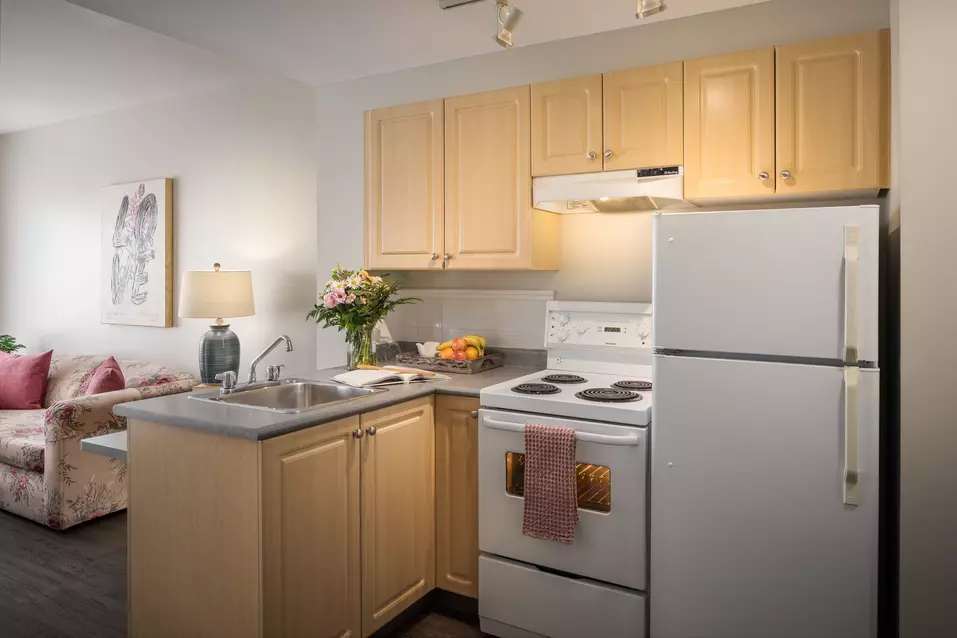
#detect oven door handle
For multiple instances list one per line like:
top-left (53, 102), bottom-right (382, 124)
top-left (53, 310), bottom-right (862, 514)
top-left (483, 417), bottom-right (641, 447)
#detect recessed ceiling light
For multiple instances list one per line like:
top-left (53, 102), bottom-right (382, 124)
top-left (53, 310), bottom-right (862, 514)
top-left (636, 0), bottom-right (667, 19)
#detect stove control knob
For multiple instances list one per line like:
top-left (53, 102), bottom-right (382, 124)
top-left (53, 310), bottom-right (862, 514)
top-left (576, 325), bottom-right (589, 335)
top-left (556, 330), bottom-right (570, 342)
top-left (557, 313), bottom-right (570, 326)
top-left (637, 324), bottom-right (651, 340)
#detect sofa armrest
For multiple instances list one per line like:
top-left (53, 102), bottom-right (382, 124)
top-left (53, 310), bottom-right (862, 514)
top-left (135, 378), bottom-right (196, 400)
top-left (42, 388), bottom-right (141, 529)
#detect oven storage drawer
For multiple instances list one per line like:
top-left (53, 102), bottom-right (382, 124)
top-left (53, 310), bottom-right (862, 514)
top-left (479, 554), bottom-right (646, 638)
top-left (478, 408), bottom-right (647, 590)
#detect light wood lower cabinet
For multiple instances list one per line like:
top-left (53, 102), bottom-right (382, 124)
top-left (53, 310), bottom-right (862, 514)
top-left (435, 396), bottom-right (480, 598)
top-left (262, 417), bottom-right (362, 638)
top-left (129, 397), bottom-right (439, 638)
top-left (360, 397), bottom-right (435, 635)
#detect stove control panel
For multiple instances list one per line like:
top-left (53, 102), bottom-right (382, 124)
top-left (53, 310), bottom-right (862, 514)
top-left (546, 306), bottom-right (652, 349)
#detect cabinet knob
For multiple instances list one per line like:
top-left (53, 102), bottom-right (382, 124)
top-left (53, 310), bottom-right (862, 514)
top-left (470, 411), bottom-right (478, 419)
top-left (780, 170), bottom-right (792, 180)
top-left (587, 151), bottom-right (597, 160)
top-left (353, 428), bottom-right (364, 439)
top-left (430, 252), bottom-right (439, 261)
top-left (443, 253), bottom-right (452, 268)
top-left (603, 150), bottom-right (614, 159)
top-left (758, 172), bottom-right (770, 181)
top-left (366, 426), bottom-right (377, 436)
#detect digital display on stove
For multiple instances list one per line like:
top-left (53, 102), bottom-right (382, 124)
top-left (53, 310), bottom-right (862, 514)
top-left (603, 327), bottom-right (622, 333)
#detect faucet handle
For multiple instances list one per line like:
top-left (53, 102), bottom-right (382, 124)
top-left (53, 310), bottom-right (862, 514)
top-left (215, 371), bottom-right (238, 392)
top-left (266, 365), bottom-right (285, 382)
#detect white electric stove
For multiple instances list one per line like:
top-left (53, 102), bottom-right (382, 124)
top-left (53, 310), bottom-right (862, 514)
top-left (477, 301), bottom-right (652, 638)
top-left (480, 300), bottom-right (653, 426)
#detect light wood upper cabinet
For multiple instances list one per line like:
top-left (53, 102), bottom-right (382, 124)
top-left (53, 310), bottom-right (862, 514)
top-left (603, 62), bottom-right (684, 171)
top-left (445, 86), bottom-right (559, 270)
top-left (776, 30), bottom-right (890, 194)
top-left (435, 396), bottom-right (480, 599)
top-left (684, 48), bottom-right (776, 199)
top-left (531, 75), bottom-right (604, 177)
top-left (360, 397), bottom-right (435, 636)
top-left (365, 99), bottom-right (444, 270)
top-left (262, 417), bottom-right (362, 638)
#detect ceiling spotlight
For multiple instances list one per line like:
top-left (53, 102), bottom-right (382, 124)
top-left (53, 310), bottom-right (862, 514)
top-left (636, 0), bottom-right (667, 19)
top-left (494, 0), bottom-right (524, 49)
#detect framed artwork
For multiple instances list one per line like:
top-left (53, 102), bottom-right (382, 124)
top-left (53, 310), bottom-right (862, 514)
top-left (101, 178), bottom-right (173, 327)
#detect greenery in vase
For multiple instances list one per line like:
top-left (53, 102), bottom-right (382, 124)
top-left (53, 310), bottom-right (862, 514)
top-left (0, 335), bottom-right (25, 354)
top-left (307, 265), bottom-right (419, 365)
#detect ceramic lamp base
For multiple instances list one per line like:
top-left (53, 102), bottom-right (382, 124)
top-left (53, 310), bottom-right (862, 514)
top-left (199, 324), bottom-right (240, 384)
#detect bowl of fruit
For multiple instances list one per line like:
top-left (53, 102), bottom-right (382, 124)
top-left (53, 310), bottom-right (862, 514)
top-left (397, 335), bottom-right (504, 374)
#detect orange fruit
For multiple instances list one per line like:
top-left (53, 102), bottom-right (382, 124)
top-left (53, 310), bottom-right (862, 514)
top-left (465, 346), bottom-right (479, 360)
top-left (440, 347), bottom-right (454, 360)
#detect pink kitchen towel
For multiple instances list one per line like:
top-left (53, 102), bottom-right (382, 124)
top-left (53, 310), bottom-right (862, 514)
top-left (522, 423), bottom-right (579, 545)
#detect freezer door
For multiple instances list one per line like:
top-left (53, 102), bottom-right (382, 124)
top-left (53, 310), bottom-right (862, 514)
top-left (653, 205), bottom-right (879, 362)
top-left (650, 355), bottom-right (879, 638)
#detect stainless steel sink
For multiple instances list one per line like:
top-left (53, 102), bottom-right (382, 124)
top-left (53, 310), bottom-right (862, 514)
top-left (190, 379), bottom-right (386, 414)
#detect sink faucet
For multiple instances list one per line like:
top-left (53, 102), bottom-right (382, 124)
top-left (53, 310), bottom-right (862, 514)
top-left (248, 335), bottom-right (293, 384)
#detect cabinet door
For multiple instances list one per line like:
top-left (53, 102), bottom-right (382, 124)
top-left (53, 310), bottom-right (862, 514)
top-left (445, 86), bottom-right (537, 269)
top-left (360, 397), bottom-right (435, 636)
top-left (684, 49), bottom-right (775, 199)
top-left (261, 417), bottom-right (362, 638)
top-left (531, 75), bottom-right (603, 177)
top-left (776, 30), bottom-right (890, 194)
top-left (365, 100), bottom-right (444, 270)
top-left (435, 396), bottom-right (480, 598)
top-left (603, 62), bottom-right (684, 170)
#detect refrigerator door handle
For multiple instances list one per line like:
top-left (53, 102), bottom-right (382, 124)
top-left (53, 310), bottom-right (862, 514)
top-left (843, 225), bottom-right (860, 363)
top-left (843, 366), bottom-right (861, 506)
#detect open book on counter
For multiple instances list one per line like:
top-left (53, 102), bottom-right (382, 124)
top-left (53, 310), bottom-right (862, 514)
top-left (332, 368), bottom-right (449, 388)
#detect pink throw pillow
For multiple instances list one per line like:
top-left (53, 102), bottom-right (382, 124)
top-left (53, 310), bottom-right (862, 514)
top-left (86, 356), bottom-right (126, 395)
top-left (0, 350), bottom-right (54, 410)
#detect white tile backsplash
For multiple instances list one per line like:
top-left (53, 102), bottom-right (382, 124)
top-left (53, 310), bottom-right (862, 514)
top-left (385, 289), bottom-right (554, 350)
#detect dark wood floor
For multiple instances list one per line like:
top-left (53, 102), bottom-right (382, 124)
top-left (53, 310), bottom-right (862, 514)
top-left (0, 509), bottom-right (484, 638)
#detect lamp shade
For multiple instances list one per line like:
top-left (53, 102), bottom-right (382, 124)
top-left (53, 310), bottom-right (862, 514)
top-left (179, 265), bottom-right (255, 320)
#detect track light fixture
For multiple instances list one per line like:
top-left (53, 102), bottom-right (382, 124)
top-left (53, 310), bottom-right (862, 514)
top-left (494, 0), bottom-right (523, 49)
top-left (636, 0), bottom-right (667, 19)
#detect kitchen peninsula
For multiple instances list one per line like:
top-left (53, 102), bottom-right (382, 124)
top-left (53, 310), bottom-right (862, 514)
top-left (115, 364), bottom-right (539, 638)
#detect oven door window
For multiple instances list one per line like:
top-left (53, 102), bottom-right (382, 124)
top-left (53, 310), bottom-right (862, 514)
top-left (505, 451), bottom-right (611, 513)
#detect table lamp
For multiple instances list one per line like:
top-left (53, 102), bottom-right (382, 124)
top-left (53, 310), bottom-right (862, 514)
top-left (179, 263), bottom-right (255, 384)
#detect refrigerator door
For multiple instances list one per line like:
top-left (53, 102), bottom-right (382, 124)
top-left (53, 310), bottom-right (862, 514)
top-left (653, 205), bottom-right (879, 362)
top-left (651, 355), bottom-right (879, 638)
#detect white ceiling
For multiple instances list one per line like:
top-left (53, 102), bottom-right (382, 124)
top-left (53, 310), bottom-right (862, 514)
top-left (0, 0), bottom-right (254, 134)
top-left (64, 0), bottom-right (773, 87)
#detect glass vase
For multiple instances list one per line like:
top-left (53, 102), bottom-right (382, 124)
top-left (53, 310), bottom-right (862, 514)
top-left (346, 325), bottom-right (376, 370)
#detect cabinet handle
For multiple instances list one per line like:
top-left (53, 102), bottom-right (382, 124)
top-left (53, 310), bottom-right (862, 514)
top-left (587, 151), bottom-right (597, 160)
top-left (443, 253), bottom-right (452, 268)
top-left (430, 252), bottom-right (439, 262)
top-left (780, 170), bottom-right (792, 180)
top-left (366, 426), bottom-right (377, 436)
top-left (470, 411), bottom-right (478, 419)
top-left (603, 150), bottom-right (613, 159)
top-left (758, 171), bottom-right (770, 181)
top-left (353, 428), bottom-right (363, 439)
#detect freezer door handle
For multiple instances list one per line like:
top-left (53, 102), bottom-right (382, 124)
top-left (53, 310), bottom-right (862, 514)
top-left (843, 366), bottom-right (861, 506)
top-left (482, 417), bottom-right (641, 447)
top-left (843, 225), bottom-right (860, 363)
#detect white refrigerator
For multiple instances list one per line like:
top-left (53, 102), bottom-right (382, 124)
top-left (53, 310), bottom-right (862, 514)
top-left (650, 205), bottom-right (880, 638)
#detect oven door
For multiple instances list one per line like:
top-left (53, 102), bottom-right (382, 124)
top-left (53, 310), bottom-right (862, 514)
top-left (478, 408), bottom-right (647, 590)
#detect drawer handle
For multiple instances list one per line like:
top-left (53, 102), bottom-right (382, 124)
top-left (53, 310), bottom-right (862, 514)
top-left (352, 428), bottom-right (363, 439)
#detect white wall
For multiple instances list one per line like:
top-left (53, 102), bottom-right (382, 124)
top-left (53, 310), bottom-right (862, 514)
top-left (897, 1), bottom-right (957, 636)
top-left (315, 0), bottom-right (890, 368)
top-left (0, 78), bottom-right (319, 377)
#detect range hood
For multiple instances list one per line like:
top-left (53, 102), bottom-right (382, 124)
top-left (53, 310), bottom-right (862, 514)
top-left (533, 166), bottom-right (693, 213)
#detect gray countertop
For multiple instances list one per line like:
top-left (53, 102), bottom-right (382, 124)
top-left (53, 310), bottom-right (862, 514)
top-left (114, 365), bottom-right (540, 441)
top-left (80, 431), bottom-right (128, 460)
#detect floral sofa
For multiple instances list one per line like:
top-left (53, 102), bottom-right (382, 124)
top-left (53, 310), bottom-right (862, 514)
top-left (0, 355), bottom-right (196, 529)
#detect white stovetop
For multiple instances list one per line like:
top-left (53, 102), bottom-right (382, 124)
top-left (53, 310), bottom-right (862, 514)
top-left (480, 368), bottom-right (652, 427)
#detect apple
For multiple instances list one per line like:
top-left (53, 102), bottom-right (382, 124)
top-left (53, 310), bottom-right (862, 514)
top-left (452, 337), bottom-right (468, 352)
top-left (452, 350), bottom-right (468, 361)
